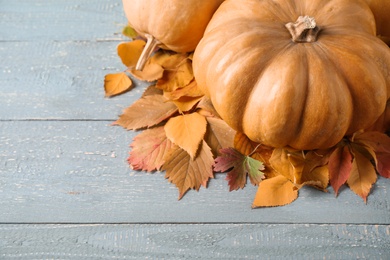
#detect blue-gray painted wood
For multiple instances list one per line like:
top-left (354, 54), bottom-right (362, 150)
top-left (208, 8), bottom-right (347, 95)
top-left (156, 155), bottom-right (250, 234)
top-left (0, 0), bottom-right (390, 257)
top-left (0, 224), bottom-right (389, 259)
top-left (0, 121), bottom-right (389, 224)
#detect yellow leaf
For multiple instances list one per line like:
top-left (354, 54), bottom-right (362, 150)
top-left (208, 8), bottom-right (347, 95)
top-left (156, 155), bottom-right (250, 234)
top-left (164, 112), bottom-right (207, 159)
top-left (104, 72), bottom-right (132, 97)
top-left (164, 81), bottom-right (204, 100)
top-left (252, 175), bottom-right (298, 208)
top-left (117, 40), bottom-right (146, 68)
top-left (162, 141), bottom-right (214, 199)
top-left (347, 149), bottom-right (377, 203)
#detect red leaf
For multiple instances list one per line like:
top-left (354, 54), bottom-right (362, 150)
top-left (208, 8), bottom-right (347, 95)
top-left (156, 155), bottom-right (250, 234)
top-left (128, 126), bottom-right (174, 172)
top-left (328, 145), bottom-right (353, 196)
top-left (377, 153), bottom-right (390, 178)
top-left (214, 147), bottom-right (264, 191)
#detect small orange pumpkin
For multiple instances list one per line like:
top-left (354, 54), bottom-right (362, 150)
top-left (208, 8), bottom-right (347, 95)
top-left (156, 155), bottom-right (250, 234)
top-left (122, 0), bottom-right (224, 70)
top-left (365, 0), bottom-right (390, 45)
top-left (193, 0), bottom-right (390, 150)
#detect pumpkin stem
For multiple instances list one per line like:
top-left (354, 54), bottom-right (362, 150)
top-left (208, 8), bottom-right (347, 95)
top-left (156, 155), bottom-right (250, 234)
top-left (136, 34), bottom-right (160, 71)
top-left (285, 16), bottom-right (320, 43)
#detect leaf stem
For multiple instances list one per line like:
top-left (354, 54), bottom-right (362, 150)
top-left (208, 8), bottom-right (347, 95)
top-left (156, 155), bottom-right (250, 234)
top-left (136, 34), bottom-right (160, 71)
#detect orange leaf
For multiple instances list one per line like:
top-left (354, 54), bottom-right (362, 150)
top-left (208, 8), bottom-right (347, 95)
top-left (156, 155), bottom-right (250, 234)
top-left (128, 126), bottom-right (174, 172)
top-left (204, 117), bottom-right (235, 156)
top-left (328, 145), bottom-right (353, 196)
top-left (252, 175), bottom-right (298, 208)
top-left (117, 40), bottom-right (146, 68)
top-left (377, 153), bottom-right (390, 178)
top-left (347, 148), bottom-right (377, 203)
top-left (162, 141), bottom-right (214, 199)
top-left (268, 148), bottom-right (305, 183)
top-left (234, 132), bottom-right (272, 163)
top-left (114, 94), bottom-right (178, 130)
top-left (130, 63), bottom-right (164, 82)
top-left (164, 81), bottom-right (204, 100)
top-left (156, 54), bottom-right (194, 92)
top-left (354, 131), bottom-right (390, 153)
top-left (164, 112), bottom-right (207, 159)
top-left (171, 96), bottom-right (203, 112)
top-left (104, 72), bottom-right (133, 97)
top-left (300, 150), bottom-right (332, 190)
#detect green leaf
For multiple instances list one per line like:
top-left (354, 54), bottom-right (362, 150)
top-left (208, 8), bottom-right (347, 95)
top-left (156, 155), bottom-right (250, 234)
top-left (214, 147), bottom-right (264, 191)
top-left (122, 25), bottom-right (138, 39)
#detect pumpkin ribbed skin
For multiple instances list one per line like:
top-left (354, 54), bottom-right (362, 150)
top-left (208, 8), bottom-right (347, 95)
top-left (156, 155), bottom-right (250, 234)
top-left (365, 0), bottom-right (390, 45)
top-left (193, 0), bottom-right (390, 150)
top-left (122, 0), bottom-right (224, 53)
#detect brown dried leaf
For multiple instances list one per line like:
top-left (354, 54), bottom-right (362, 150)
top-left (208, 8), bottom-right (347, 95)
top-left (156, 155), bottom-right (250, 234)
top-left (114, 94), bottom-right (178, 130)
top-left (164, 112), bottom-right (207, 159)
top-left (252, 175), bottom-right (298, 208)
top-left (128, 126), bottom-right (174, 172)
top-left (204, 117), bottom-right (235, 156)
top-left (347, 148), bottom-right (377, 203)
top-left (162, 141), bottom-right (214, 199)
top-left (117, 40), bottom-right (145, 68)
top-left (196, 96), bottom-right (221, 118)
top-left (104, 72), bottom-right (133, 97)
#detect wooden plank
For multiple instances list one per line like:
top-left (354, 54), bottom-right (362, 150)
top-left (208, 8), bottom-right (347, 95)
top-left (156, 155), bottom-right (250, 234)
top-left (0, 40), bottom-right (146, 120)
top-left (0, 224), bottom-right (389, 259)
top-left (1, 121), bottom-right (389, 224)
top-left (0, 0), bottom-right (127, 42)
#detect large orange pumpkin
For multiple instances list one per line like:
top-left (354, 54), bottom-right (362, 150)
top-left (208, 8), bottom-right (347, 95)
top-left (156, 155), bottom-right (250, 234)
top-left (365, 0), bottom-right (390, 45)
top-left (193, 0), bottom-right (390, 150)
top-left (122, 0), bottom-right (224, 70)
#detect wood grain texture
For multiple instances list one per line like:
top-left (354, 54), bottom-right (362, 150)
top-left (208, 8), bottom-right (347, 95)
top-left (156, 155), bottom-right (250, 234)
top-left (1, 121), bottom-right (389, 224)
top-left (0, 0), bottom-right (126, 42)
top-left (0, 224), bottom-right (389, 259)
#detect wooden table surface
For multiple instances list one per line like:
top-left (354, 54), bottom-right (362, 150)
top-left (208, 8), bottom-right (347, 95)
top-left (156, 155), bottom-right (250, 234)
top-left (1, 1), bottom-right (389, 259)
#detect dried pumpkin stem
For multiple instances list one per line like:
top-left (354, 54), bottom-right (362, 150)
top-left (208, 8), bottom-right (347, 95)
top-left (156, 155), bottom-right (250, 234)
top-left (136, 34), bottom-right (160, 71)
top-left (285, 16), bottom-right (320, 43)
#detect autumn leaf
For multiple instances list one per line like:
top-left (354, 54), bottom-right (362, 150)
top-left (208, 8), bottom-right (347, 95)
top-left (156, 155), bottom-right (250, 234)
top-left (214, 147), bottom-right (264, 191)
top-left (156, 54), bottom-right (194, 92)
top-left (117, 40), bottom-right (146, 68)
top-left (164, 112), bottom-right (207, 159)
top-left (130, 62), bottom-right (164, 82)
top-left (347, 147), bottom-right (377, 203)
top-left (163, 81), bottom-right (204, 100)
top-left (353, 131), bottom-right (390, 178)
top-left (300, 149), bottom-right (332, 190)
top-left (122, 25), bottom-right (138, 39)
top-left (114, 94), bottom-right (178, 130)
top-left (376, 153), bottom-right (390, 178)
top-left (328, 144), bottom-right (353, 196)
top-left (196, 96), bottom-right (220, 118)
top-left (171, 96), bottom-right (203, 112)
top-left (234, 132), bottom-right (273, 164)
top-left (252, 175), bottom-right (298, 208)
top-left (204, 117), bottom-right (235, 156)
top-left (269, 148), bottom-right (305, 183)
top-left (128, 126), bottom-right (174, 172)
top-left (104, 72), bottom-right (133, 97)
top-left (162, 141), bottom-right (214, 199)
